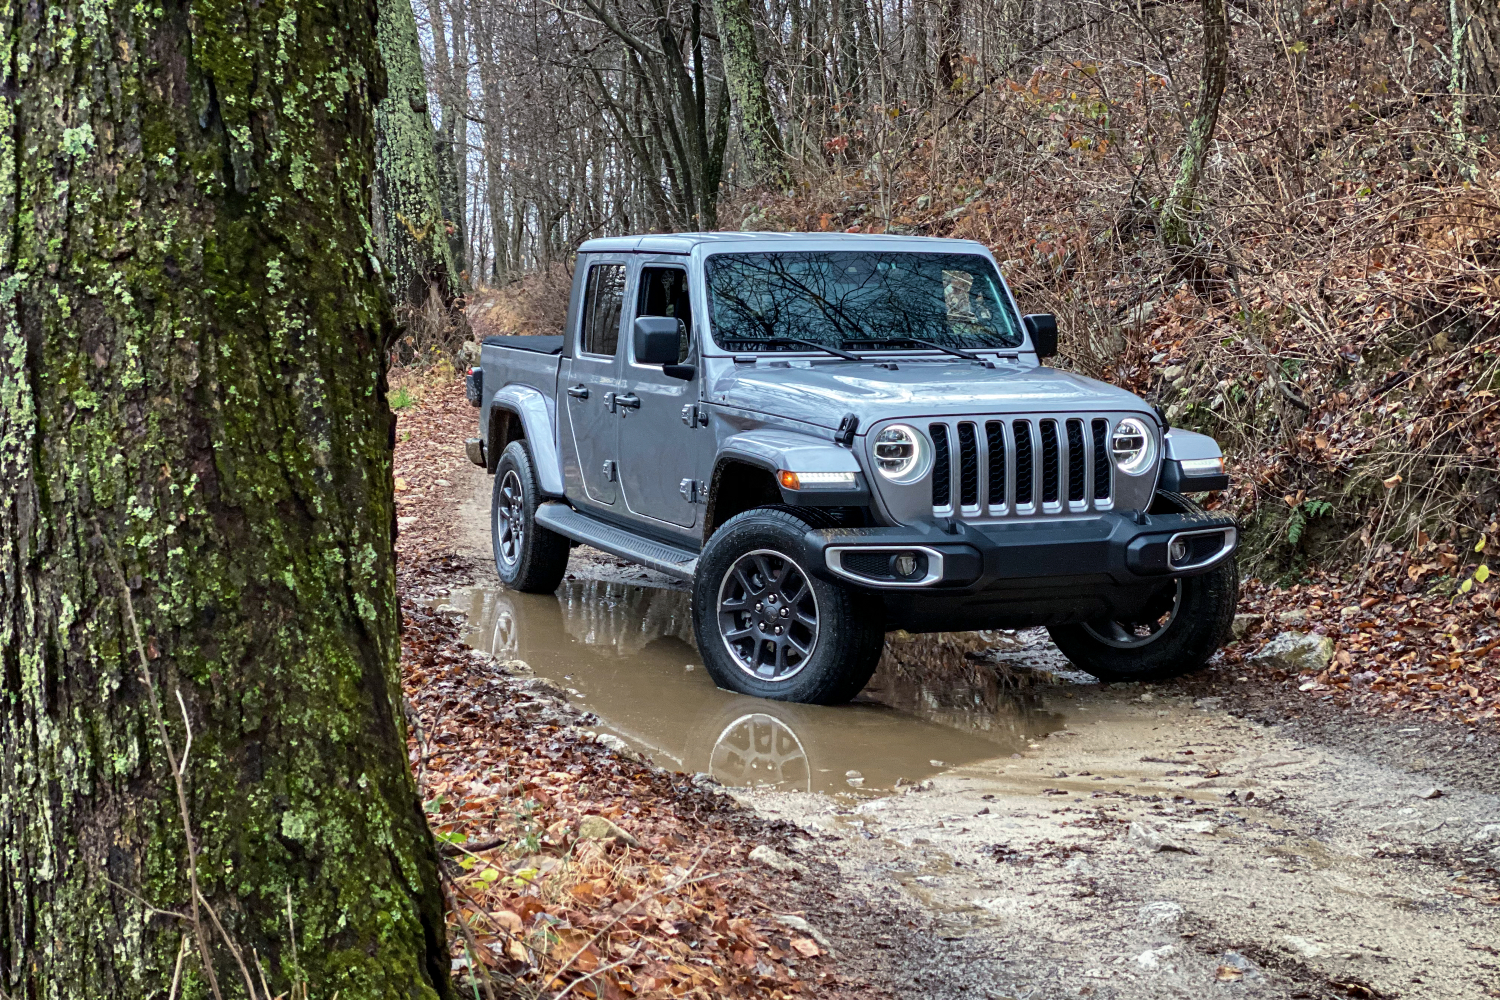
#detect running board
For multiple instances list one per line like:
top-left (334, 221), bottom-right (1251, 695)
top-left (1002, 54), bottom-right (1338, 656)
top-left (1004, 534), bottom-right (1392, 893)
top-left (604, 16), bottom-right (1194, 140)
top-left (534, 503), bottom-right (698, 580)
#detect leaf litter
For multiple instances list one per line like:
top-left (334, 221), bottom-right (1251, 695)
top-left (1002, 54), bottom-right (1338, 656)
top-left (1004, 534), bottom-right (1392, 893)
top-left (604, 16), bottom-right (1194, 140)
top-left (392, 369), bottom-right (868, 998)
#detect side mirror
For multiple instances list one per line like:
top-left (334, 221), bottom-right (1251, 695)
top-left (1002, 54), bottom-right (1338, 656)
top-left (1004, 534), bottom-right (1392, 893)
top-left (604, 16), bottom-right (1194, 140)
top-left (1023, 314), bottom-right (1058, 360)
top-left (633, 316), bottom-right (682, 366)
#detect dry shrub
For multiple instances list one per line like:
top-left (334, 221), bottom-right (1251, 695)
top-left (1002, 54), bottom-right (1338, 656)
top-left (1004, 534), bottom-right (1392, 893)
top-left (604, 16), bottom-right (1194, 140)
top-left (468, 264), bottom-right (575, 341)
top-left (391, 280), bottom-right (472, 369)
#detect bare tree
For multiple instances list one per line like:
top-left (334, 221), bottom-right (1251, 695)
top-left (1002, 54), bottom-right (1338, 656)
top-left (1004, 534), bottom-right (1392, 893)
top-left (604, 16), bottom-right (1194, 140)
top-left (1160, 0), bottom-right (1228, 249)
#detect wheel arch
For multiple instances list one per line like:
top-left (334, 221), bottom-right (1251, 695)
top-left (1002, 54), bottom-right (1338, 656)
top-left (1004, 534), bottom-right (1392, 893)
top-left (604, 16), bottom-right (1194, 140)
top-left (485, 385), bottom-right (564, 496)
top-left (703, 458), bottom-right (782, 540)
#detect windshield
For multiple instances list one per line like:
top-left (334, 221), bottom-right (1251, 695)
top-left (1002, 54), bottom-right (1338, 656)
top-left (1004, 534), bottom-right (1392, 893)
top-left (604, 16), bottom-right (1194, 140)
top-left (704, 251), bottom-right (1024, 353)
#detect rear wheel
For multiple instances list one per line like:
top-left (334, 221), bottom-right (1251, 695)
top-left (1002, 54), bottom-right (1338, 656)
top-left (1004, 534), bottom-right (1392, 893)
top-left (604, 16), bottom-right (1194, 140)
top-left (693, 508), bottom-right (885, 704)
top-left (1047, 492), bottom-right (1238, 682)
top-left (492, 441), bottom-right (570, 593)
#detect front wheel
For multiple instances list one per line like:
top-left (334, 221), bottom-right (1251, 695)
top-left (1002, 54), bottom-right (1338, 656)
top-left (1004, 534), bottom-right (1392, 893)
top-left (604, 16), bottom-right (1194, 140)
top-left (492, 441), bottom-right (570, 593)
top-left (1047, 491), bottom-right (1238, 682)
top-left (692, 508), bottom-right (885, 704)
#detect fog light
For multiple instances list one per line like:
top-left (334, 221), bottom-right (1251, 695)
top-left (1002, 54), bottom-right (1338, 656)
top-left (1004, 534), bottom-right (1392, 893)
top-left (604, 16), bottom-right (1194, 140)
top-left (891, 552), bottom-right (919, 578)
top-left (1169, 537), bottom-right (1189, 565)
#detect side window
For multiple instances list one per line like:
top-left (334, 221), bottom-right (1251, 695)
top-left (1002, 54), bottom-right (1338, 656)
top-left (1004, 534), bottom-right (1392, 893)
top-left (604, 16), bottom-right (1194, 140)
top-left (581, 263), bottom-right (626, 356)
top-left (637, 266), bottom-right (692, 363)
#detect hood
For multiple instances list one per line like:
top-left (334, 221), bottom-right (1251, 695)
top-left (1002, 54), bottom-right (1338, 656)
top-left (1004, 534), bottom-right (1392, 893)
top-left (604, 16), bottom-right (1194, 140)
top-left (710, 360), bottom-right (1150, 430)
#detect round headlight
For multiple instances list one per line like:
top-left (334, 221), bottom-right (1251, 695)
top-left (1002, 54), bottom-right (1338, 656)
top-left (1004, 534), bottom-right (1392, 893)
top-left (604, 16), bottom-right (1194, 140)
top-left (873, 424), bottom-right (931, 483)
top-left (1111, 417), bottom-right (1155, 476)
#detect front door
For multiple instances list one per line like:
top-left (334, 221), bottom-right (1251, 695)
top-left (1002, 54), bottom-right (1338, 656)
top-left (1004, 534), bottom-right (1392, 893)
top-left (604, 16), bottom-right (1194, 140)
top-left (617, 263), bottom-right (703, 530)
top-left (559, 258), bottom-right (627, 510)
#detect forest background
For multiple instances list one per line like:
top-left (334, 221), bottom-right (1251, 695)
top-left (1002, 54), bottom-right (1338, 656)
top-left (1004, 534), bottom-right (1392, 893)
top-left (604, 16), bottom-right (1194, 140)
top-left (386, 0), bottom-right (1500, 720)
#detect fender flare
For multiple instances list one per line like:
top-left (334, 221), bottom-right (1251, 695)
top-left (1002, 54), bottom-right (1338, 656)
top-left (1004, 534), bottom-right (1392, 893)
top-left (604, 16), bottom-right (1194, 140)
top-left (716, 429), bottom-right (862, 478)
top-left (486, 384), bottom-right (565, 497)
top-left (714, 429), bottom-right (868, 507)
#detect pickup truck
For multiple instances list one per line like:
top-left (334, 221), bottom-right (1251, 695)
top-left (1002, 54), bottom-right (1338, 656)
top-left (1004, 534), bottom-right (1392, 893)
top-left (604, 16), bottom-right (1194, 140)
top-left (466, 232), bottom-right (1238, 704)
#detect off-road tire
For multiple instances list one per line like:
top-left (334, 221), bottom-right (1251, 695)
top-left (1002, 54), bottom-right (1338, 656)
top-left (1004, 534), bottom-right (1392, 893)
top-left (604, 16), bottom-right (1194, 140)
top-left (1046, 491), bottom-right (1238, 682)
top-left (692, 507), bottom-right (885, 704)
top-left (492, 441), bottom-right (570, 593)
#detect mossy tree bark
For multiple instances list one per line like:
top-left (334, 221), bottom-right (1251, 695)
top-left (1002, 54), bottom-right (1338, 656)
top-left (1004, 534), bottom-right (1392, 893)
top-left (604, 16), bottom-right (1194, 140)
top-left (0, 0), bottom-right (455, 994)
top-left (711, 0), bottom-right (789, 187)
top-left (1160, 0), bottom-right (1228, 249)
top-left (1453, 0), bottom-right (1500, 143)
top-left (423, 0), bottom-right (470, 282)
top-left (375, 0), bottom-right (467, 317)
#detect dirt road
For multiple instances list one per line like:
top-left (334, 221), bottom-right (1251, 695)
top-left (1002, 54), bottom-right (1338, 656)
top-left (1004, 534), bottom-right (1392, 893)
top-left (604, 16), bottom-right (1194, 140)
top-left (454, 463), bottom-right (1500, 999)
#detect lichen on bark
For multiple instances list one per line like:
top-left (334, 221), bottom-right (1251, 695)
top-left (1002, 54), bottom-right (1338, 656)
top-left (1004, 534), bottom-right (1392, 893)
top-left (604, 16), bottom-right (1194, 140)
top-left (374, 0), bottom-right (467, 318)
top-left (0, 0), bottom-right (455, 995)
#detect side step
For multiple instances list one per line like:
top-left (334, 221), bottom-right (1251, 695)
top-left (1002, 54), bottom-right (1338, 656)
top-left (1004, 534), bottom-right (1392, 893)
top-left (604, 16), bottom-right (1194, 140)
top-left (534, 503), bottom-right (698, 581)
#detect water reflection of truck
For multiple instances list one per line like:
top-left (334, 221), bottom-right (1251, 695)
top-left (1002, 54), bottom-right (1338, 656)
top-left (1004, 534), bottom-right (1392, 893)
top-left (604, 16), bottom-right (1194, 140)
top-left (462, 580), bottom-right (1059, 794)
top-left (467, 233), bottom-right (1237, 704)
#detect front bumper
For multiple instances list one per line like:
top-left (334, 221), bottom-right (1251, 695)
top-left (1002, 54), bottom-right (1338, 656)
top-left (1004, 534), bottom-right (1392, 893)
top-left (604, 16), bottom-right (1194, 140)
top-left (801, 510), bottom-right (1238, 631)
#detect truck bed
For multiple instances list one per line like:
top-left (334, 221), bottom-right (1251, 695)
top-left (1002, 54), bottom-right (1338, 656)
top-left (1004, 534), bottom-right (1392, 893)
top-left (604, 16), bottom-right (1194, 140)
top-left (482, 334), bottom-right (564, 354)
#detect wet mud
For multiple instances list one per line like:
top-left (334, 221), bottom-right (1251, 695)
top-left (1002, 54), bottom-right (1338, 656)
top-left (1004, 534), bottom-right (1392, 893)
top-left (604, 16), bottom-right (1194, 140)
top-left (454, 579), bottom-right (1073, 795)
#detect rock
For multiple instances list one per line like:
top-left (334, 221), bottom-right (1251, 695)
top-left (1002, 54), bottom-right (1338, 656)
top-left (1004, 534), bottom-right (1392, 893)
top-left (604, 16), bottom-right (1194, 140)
top-left (1231, 613), bottom-right (1263, 640)
top-left (1126, 300), bottom-right (1158, 326)
top-left (1281, 935), bottom-right (1329, 959)
top-left (1248, 632), bottom-right (1334, 674)
top-left (773, 914), bottom-right (832, 950)
top-left (1137, 901), bottom-right (1184, 926)
top-left (749, 845), bottom-right (807, 875)
top-left (1468, 824), bottom-right (1500, 844)
top-left (1175, 819), bottom-right (1219, 835)
top-left (1193, 696), bottom-right (1225, 711)
top-left (1418, 787), bottom-right (1443, 799)
top-left (689, 771), bottom-right (718, 788)
top-left (1128, 822), bottom-right (1195, 854)
top-left (1134, 945), bottom-right (1176, 970)
top-left (577, 815), bottom-right (639, 848)
top-left (1139, 692), bottom-right (1155, 703)
top-left (1278, 608), bottom-right (1309, 625)
top-left (592, 732), bottom-right (628, 752)
top-left (905, 779), bottom-right (935, 793)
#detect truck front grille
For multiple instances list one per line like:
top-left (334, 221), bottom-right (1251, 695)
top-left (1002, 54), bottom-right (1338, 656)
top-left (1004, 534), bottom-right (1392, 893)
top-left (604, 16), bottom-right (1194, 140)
top-left (927, 415), bottom-right (1115, 517)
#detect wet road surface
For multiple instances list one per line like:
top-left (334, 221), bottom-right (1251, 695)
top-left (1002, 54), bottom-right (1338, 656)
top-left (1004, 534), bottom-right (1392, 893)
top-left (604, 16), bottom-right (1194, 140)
top-left (454, 579), bottom-right (1074, 795)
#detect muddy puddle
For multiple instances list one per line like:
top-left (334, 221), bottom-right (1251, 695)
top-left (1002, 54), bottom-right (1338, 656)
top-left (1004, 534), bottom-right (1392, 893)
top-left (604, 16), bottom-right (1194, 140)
top-left (455, 580), bottom-right (1081, 795)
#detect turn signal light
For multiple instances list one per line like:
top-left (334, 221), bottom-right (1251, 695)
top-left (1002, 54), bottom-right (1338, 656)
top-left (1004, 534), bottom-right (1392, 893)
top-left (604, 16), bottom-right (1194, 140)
top-left (778, 470), bottom-right (857, 490)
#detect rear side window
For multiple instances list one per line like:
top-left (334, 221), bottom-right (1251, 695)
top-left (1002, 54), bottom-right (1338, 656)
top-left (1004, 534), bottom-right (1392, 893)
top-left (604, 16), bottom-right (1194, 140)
top-left (580, 263), bottom-right (626, 356)
top-left (637, 267), bottom-right (692, 363)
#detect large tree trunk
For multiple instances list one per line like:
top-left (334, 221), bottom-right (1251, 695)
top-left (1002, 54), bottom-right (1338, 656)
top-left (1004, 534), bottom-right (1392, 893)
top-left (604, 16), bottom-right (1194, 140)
top-left (1453, 0), bottom-right (1500, 138)
top-left (0, 0), bottom-right (454, 994)
top-left (936, 0), bottom-right (964, 93)
top-left (375, 0), bottom-right (467, 314)
top-left (714, 0), bottom-right (786, 183)
top-left (1160, 0), bottom-right (1229, 249)
top-left (426, 0), bottom-right (471, 283)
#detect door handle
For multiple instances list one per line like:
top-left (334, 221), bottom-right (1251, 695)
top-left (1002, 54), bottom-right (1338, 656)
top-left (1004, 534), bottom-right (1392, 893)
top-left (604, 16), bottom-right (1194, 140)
top-left (615, 393), bottom-right (641, 409)
top-left (566, 385), bottom-right (589, 399)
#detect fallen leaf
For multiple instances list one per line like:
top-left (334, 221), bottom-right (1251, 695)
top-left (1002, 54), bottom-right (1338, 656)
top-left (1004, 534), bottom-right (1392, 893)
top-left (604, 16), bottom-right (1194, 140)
top-left (791, 938), bottom-right (821, 958)
top-left (1215, 965), bottom-right (1244, 981)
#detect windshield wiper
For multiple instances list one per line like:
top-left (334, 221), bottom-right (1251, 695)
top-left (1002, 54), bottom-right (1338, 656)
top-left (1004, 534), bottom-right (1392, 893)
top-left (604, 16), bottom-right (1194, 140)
top-left (730, 337), bottom-right (866, 361)
top-left (844, 337), bottom-right (993, 365)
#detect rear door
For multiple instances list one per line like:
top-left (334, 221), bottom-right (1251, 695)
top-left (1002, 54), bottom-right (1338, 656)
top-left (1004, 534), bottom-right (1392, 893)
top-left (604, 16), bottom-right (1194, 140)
top-left (558, 256), bottom-right (627, 510)
top-left (616, 259), bottom-right (703, 531)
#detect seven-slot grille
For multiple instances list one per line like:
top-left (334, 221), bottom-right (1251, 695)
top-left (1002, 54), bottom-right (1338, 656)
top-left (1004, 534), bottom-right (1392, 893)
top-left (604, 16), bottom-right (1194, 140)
top-left (928, 416), bottom-right (1114, 516)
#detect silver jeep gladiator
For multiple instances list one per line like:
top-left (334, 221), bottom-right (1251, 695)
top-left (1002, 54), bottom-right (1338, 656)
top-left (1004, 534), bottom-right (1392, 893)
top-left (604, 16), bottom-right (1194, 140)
top-left (465, 232), bottom-right (1238, 704)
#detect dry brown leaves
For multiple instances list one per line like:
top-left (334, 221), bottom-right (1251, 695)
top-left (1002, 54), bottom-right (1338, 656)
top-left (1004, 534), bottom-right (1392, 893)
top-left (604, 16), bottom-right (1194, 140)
top-left (401, 604), bottom-right (843, 1000)
top-left (391, 370), bottom-right (853, 999)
